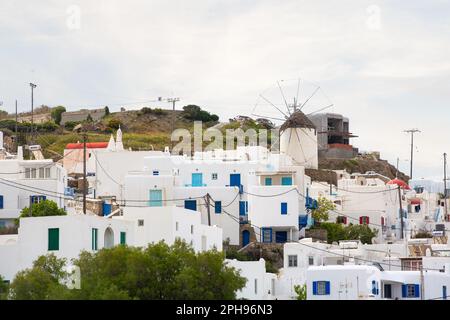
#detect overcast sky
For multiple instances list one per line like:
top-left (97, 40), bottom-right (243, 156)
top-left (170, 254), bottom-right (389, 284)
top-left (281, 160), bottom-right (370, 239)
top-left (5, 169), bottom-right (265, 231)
top-left (1, 0), bottom-right (450, 180)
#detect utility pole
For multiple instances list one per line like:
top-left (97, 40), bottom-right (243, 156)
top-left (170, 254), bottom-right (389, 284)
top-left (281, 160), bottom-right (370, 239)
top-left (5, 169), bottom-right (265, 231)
top-left (444, 153), bottom-right (448, 220)
top-left (167, 97), bottom-right (180, 150)
top-left (404, 129), bottom-right (420, 180)
top-left (420, 265), bottom-right (425, 300)
top-left (398, 185), bottom-right (404, 239)
top-left (29, 83), bottom-right (37, 143)
top-left (15, 100), bottom-right (18, 153)
top-left (396, 157), bottom-right (399, 178)
top-left (205, 193), bottom-right (211, 226)
top-left (83, 131), bottom-right (87, 214)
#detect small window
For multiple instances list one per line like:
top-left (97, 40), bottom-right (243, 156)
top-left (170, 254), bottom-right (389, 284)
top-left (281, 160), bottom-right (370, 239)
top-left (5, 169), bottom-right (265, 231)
top-left (288, 255), bottom-right (298, 267)
top-left (91, 228), bottom-right (98, 251)
top-left (25, 168), bottom-right (31, 179)
top-left (402, 284), bottom-right (420, 298)
top-left (336, 216), bottom-right (347, 224)
top-left (360, 216), bottom-right (370, 225)
top-left (281, 202), bottom-right (288, 215)
top-left (120, 232), bottom-right (126, 245)
top-left (191, 225), bottom-right (194, 234)
top-left (175, 221), bottom-right (179, 231)
top-left (0, 195), bottom-right (4, 209)
top-left (443, 286), bottom-right (447, 300)
top-left (31, 168), bottom-right (37, 179)
top-left (313, 281), bottom-right (330, 295)
top-left (308, 256), bottom-right (314, 266)
top-left (211, 173), bottom-right (218, 180)
top-left (265, 177), bottom-right (272, 186)
top-left (152, 170), bottom-right (159, 176)
top-left (45, 167), bottom-right (51, 178)
top-left (254, 279), bottom-right (258, 295)
top-left (138, 219), bottom-right (144, 226)
top-left (39, 168), bottom-right (45, 179)
top-left (214, 201), bottom-right (222, 214)
top-left (262, 228), bottom-right (272, 243)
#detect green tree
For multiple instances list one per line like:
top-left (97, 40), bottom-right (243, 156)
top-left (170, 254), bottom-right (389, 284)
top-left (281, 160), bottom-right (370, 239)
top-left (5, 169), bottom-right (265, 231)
top-left (344, 224), bottom-right (378, 244)
top-left (0, 275), bottom-right (9, 300)
top-left (50, 106), bottom-right (66, 125)
top-left (107, 118), bottom-right (122, 130)
top-left (9, 254), bottom-right (70, 300)
top-left (73, 240), bottom-right (245, 300)
top-left (182, 105), bottom-right (218, 122)
top-left (317, 222), bottom-right (378, 244)
top-left (294, 284), bottom-right (307, 300)
top-left (311, 197), bottom-right (336, 223)
top-left (16, 200), bottom-right (66, 226)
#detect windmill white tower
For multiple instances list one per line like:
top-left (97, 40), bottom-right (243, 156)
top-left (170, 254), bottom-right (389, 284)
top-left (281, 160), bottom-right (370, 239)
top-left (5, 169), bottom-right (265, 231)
top-left (252, 79), bottom-right (334, 169)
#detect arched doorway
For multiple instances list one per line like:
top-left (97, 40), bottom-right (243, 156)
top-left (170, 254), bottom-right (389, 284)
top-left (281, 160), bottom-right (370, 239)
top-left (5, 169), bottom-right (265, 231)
top-left (104, 227), bottom-right (114, 249)
top-left (242, 230), bottom-right (250, 247)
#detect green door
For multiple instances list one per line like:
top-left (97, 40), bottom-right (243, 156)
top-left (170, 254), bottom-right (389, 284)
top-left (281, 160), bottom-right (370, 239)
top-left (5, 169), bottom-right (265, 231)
top-left (48, 228), bottom-right (59, 251)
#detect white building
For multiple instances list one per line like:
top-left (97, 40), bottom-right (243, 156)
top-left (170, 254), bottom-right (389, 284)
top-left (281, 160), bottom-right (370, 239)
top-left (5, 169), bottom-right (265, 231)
top-left (307, 263), bottom-right (450, 300)
top-left (0, 204), bottom-right (223, 282)
top-left (122, 146), bottom-right (310, 246)
top-left (0, 141), bottom-right (67, 228)
top-left (226, 258), bottom-right (277, 300)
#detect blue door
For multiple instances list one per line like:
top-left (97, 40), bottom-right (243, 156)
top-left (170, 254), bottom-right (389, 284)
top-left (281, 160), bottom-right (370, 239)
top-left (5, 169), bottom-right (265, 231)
top-left (275, 231), bottom-right (288, 243)
top-left (242, 230), bottom-right (250, 247)
top-left (149, 190), bottom-right (163, 207)
top-left (102, 202), bottom-right (112, 216)
top-left (192, 173), bottom-right (203, 187)
top-left (230, 174), bottom-right (241, 187)
top-left (184, 200), bottom-right (197, 211)
top-left (281, 176), bottom-right (292, 185)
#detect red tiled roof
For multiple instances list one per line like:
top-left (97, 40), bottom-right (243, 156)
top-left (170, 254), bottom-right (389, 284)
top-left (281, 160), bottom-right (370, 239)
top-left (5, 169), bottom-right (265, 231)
top-left (66, 142), bottom-right (109, 149)
top-left (387, 178), bottom-right (411, 190)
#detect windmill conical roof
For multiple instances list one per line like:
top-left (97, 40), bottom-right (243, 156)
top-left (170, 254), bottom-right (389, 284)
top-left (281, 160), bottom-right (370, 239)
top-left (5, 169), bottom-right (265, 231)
top-left (279, 111), bottom-right (316, 132)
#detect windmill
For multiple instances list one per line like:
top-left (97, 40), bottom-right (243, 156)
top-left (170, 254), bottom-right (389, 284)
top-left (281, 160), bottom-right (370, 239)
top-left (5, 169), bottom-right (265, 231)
top-left (251, 78), bottom-right (334, 169)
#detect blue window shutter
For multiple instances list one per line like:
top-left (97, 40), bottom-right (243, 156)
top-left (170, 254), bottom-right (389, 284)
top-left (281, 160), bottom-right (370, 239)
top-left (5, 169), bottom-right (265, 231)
top-left (312, 281), bottom-right (317, 295)
top-left (325, 281), bottom-right (330, 295)
top-left (239, 201), bottom-right (246, 216)
top-left (184, 200), bottom-right (197, 211)
top-left (42, 196), bottom-right (47, 201)
top-left (230, 174), bottom-right (241, 187)
top-left (443, 286), bottom-right (447, 300)
top-left (0, 195), bottom-right (3, 209)
top-left (402, 284), bottom-right (407, 298)
top-left (372, 281), bottom-right (376, 295)
top-left (215, 201), bottom-right (222, 214)
top-left (414, 284), bottom-right (420, 298)
top-left (281, 176), bottom-right (292, 185)
top-left (245, 201), bottom-right (248, 213)
top-left (281, 202), bottom-right (288, 215)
